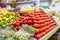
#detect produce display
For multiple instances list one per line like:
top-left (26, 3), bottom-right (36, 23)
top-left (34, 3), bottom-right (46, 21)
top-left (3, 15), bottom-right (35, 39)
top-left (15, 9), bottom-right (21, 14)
top-left (0, 30), bottom-right (14, 40)
top-left (0, 30), bottom-right (31, 40)
top-left (10, 10), bottom-right (56, 39)
top-left (18, 6), bottom-right (36, 15)
top-left (0, 9), bottom-right (17, 29)
top-left (0, 1), bottom-right (59, 40)
top-left (13, 30), bottom-right (31, 40)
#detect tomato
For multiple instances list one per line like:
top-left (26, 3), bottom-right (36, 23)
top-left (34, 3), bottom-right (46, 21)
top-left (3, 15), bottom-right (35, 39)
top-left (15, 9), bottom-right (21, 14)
top-left (48, 28), bottom-right (52, 31)
top-left (10, 22), bottom-right (16, 26)
top-left (25, 13), bottom-right (29, 16)
top-left (37, 18), bottom-right (40, 20)
top-left (17, 26), bottom-right (21, 30)
top-left (47, 25), bottom-right (51, 28)
top-left (16, 26), bottom-right (18, 30)
top-left (10, 24), bottom-right (14, 28)
top-left (34, 33), bottom-right (42, 39)
top-left (36, 29), bottom-right (42, 34)
top-left (43, 27), bottom-right (46, 30)
top-left (45, 26), bottom-right (48, 29)
top-left (40, 15), bottom-right (44, 17)
top-left (20, 16), bottom-right (24, 19)
top-left (30, 15), bottom-right (35, 17)
top-left (50, 21), bottom-right (53, 23)
top-left (28, 20), bottom-right (32, 25)
top-left (23, 20), bottom-right (28, 24)
top-left (32, 17), bottom-right (36, 20)
top-left (43, 32), bottom-right (46, 35)
top-left (41, 32), bottom-right (45, 36)
top-left (37, 15), bottom-right (42, 17)
top-left (44, 22), bottom-right (48, 26)
top-left (50, 23), bottom-right (56, 27)
top-left (40, 24), bottom-right (44, 27)
top-left (33, 24), bottom-right (41, 29)
top-left (24, 17), bottom-right (31, 20)
top-left (52, 26), bottom-right (55, 28)
top-left (16, 22), bottom-right (20, 26)
top-left (18, 21), bottom-right (23, 24)
top-left (41, 28), bottom-right (45, 32)
top-left (45, 30), bottom-right (49, 33)
top-left (33, 20), bottom-right (40, 24)
top-left (25, 14), bottom-right (28, 16)
top-left (33, 20), bottom-right (37, 24)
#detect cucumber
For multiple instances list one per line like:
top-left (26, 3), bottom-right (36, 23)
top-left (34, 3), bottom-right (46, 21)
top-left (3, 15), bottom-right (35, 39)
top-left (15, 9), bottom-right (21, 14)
top-left (22, 24), bottom-right (36, 33)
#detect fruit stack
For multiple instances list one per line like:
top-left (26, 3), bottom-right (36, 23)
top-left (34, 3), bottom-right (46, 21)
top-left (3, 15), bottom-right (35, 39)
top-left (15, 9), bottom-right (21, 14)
top-left (18, 6), bottom-right (36, 16)
top-left (10, 10), bottom-right (56, 39)
top-left (0, 9), bottom-right (17, 29)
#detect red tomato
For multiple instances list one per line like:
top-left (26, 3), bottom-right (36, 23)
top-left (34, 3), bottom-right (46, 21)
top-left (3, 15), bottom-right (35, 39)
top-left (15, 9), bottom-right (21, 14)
top-left (33, 24), bottom-right (41, 29)
top-left (25, 14), bottom-right (28, 16)
top-left (50, 21), bottom-right (53, 23)
top-left (32, 17), bottom-right (36, 20)
top-left (25, 13), bottom-right (29, 16)
top-left (30, 15), bottom-right (35, 17)
top-left (34, 33), bottom-right (42, 39)
top-left (40, 20), bottom-right (45, 24)
top-left (41, 28), bottom-right (45, 32)
top-left (23, 20), bottom-right (28, 24)
top-left (10, 24), bottom-right (14, 28)
top-left (37, 18), bottom-right (41, 20)
top-left (16, 26), bottom-right (18, 30)
top-left (44, 23), bottom-right (48, 26)
top-left (47, 25), bottom-right (51, 28)
top-left (41, 32), bottom-right (45, 36)
top-left (45, 26), bottom-right (48, 29)
top-left (52, 26), bottom-right (55, 28)
top-left (20, 16), bottom-right (24, 19)
top-left (17, 26), bottom-right (21, 30)
top-left (40, 24), bottom-right (44, 27)
top-left (35, 15), bottom-right (40, 18)
top-left (33, 20), bottom-right (40, 24)
top-left (36, 29), bottom-right (42, 34)
top-left (33, 20), bottom-right (36, 24)
top-left (45, 30), bottom-right (49, 33)
top-left (16, 22), bottom-right (20, 26)
top-left (43, 32), bottom-right (46, 35)
top-left (48, 28), bottom-right (52, 31)
top-left (40, 15), bottom-right (44, 17)
top-left (27, 20), bottom-right (32, 25)
top-left (24, 17), bottom-right (31, 20)
top-left (18, 21), bottom-right (23, 24)
top-left (10, 22), bottom-right (16, 26)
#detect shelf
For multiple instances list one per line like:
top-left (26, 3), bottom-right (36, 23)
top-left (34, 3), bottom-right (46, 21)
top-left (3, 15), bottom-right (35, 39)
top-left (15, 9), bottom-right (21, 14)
top-left (40, 26), bottom-right (60, 40)
top-left (16, 1), bottom-right (35, 5)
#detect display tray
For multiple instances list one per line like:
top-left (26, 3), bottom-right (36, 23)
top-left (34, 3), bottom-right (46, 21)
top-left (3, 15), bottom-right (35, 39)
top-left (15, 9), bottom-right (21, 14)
top-left (40, 26), bottom-right (60, 40)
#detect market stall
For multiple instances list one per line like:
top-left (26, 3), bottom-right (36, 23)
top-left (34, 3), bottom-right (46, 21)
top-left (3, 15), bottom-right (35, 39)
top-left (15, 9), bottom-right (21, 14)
top-left (0, 0), bottom-right (60, 40)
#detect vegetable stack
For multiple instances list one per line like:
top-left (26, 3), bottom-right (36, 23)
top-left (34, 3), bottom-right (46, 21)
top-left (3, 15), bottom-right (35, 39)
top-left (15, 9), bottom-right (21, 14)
top-left (10, 10), bottom-right (56, 39)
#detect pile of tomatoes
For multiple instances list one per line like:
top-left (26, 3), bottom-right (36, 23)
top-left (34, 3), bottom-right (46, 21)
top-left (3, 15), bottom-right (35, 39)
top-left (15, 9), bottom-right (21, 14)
top-left (10, 10), bottom-right (56, 39)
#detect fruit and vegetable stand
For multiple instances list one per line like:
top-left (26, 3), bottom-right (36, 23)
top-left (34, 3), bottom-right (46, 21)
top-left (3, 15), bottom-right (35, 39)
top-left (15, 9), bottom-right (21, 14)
top-left (0, 0), bottom-right (60, 40)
